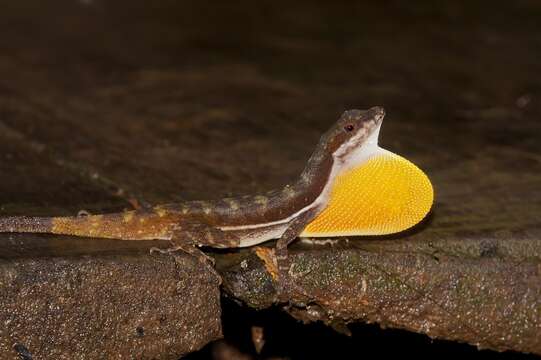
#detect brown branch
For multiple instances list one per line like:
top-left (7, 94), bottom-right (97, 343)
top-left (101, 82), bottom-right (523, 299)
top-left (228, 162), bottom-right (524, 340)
top-left (219, 229), bottom-right (541, 355)
top-left (0, 242), bottom-right (222, 359)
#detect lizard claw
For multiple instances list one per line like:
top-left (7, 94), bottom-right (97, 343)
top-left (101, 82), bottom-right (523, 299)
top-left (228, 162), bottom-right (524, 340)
top-left (149, 246), bottom-right (176, 255)
top-left (149, 246), bottom-right (161, 254)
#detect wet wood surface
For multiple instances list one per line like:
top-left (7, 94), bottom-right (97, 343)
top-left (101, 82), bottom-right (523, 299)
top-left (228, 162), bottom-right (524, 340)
top-left (0, 1), bottom-right (539, 358)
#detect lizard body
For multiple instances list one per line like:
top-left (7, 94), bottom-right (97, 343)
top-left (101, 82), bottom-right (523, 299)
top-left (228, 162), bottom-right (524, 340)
top-left (0, 107), bottom-right (433, 297)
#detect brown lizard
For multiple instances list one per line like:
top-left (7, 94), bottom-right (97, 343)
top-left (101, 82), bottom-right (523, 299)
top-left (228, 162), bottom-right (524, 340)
top-left (0, 107), bottom-right (433, 299)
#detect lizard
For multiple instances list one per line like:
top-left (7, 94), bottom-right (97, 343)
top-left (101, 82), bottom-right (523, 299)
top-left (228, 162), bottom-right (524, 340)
top-left (0, 107), bottom-right (433, 299)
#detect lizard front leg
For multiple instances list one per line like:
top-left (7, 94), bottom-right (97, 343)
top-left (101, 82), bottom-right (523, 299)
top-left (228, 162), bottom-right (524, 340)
top-left (151, 221), bottom-right (240, 285)
top-left (275, 208), bottom-right (320, 303)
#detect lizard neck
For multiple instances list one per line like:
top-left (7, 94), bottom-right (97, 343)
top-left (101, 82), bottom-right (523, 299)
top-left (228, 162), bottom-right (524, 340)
top-left (296, 143), bottom-right (335, 203)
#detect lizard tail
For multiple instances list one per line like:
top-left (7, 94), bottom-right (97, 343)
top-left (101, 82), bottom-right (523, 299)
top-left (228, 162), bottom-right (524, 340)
top-left (0, 211), bottom-right (175, 241)
top-left (0, 216), bottom-right (53, 234)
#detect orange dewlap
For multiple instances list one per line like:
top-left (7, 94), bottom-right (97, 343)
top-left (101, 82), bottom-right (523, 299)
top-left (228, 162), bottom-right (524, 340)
top-left (301, 152), bottom-right (433, 237)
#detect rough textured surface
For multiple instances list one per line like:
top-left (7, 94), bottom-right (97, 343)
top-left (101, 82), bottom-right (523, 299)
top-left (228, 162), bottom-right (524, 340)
top-left (0, 248), bottom-right (222, 359)
top-left (0, 0), bottom-right (540, 358)
top-left (221, 241), bottom-right (540, 354)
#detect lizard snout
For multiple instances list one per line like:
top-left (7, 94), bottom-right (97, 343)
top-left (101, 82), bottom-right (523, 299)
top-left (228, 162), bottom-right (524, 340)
top-left (368, 106), bottom-right (385, 124)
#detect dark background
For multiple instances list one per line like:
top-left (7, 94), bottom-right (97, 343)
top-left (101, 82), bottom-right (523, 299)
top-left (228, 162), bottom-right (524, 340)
top-left (1, 1), bottom-right (540, 359)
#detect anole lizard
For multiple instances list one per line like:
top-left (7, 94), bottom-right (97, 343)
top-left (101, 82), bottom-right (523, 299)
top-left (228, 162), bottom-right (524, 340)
top-left (0, 107), bottom-right (433, 298)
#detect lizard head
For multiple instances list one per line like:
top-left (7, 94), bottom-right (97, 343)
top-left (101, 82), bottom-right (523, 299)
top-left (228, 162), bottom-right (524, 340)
top-left (323, 106), bottom-right (385, 167)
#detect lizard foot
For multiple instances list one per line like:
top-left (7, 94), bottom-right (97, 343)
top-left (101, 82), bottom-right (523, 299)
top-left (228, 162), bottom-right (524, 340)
top-left (254, 246), bottom-right (279, 280)
top-left (275, 257), bottom-right (311, 305)
top-left (277, 276), bottom-right (312, 307)
top-left (253, 247), bottom-right (294, 302)
top-left (150, 245), bottom-right (221, 285)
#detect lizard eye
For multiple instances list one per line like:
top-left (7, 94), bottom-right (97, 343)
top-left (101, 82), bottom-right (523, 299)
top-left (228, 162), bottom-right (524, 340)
top-left (344, 124), bottom-right (355, 132)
